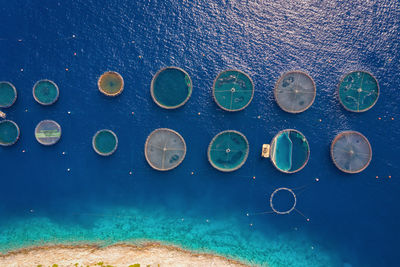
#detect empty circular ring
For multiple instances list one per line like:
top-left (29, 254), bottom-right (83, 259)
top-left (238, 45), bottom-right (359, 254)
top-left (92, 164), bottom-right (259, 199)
top-left (270, 187), bottom-right (297, 215)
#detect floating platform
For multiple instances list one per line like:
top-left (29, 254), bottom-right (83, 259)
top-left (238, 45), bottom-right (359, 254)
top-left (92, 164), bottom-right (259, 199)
top-left (145, 128), bottom-right (186, 171)
top-left (98, 71), bottom-right (124, 96)
top-left (208, 130), bottom-right (249, 172)
top-left (0, 120), bottom-right (20, 146)
top-left (267, 129), bottom-right (310, 173)
top-left (151, 67), bottom-right (192, 109)
top-left (338, 71), bottom-right (379, 112)
top-left (0, 82), bottom-right (17, 108)
top-left (92, 129), bottom-right (118, 156)
top-left (274, 71), bottom-right (316, 113)
top-left (212, 70), bottom-right (254, 111)
top-left (331, 131), bottom-right (372, 173)
top-left (33, 80), bottom-right (59, 105)
top-left (35, 120), bottom-right (62, 146)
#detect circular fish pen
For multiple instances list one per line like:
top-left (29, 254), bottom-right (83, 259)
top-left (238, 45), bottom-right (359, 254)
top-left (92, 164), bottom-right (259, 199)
top-left (35, 120), bottom-right (62, 146)
top-left (269, 129), bottom-right (310, 173)
top-left (338, 71), bottom-right (379, 112)
top-left (212, 70), bottom-right (254, 111)
top-left (331, 131), bottom-right (372, 173)
top-left (33, 80), bottom-right (59, 105)
top-left (144, 128), bottom-right (186, 171)
top-left (0, 120), bottom-right (20, 146)
top-left (0, 82), bottom-right (17, 108)
top-left (98, 71), bottom-right (124, 96)
top-left (208, 130), bottom-right (249, 172)
top-left (92, 129), bottom-right (118, 156)
top-left (150, 67), bottom-right (192, 109)
top-left (269, 187), bottom-right (297, 215)
top-left (274, 71), bottom-right (316, 113)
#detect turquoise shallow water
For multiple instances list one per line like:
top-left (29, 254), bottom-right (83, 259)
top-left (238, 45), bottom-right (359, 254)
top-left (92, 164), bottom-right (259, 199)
top-left (0, 206), bottom-right (340, 266)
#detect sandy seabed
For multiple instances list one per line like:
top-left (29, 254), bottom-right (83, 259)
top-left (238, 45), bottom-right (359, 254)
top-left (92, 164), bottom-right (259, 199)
top-left (0, 242), bottom-right (251, 267)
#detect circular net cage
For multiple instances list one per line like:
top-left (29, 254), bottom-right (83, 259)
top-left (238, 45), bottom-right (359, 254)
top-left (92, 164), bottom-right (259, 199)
top-left (35, 120), bottom-right (62, 146)
top-left (0, 82), bottom-right (17, 108)
top-left (331, 131), bottom-right (372, 173)
top-left (98, 71), bottom-right (124, 96)
top-left (145, 128), bottom-right (186, 171)
top-left (269, 187), bottom-right (297, 215)
top-left (270, 129), bottom-right (310, 173)
top-left (33, 80), bottom-right (59, 105)
top-left (92, 129), bottom-right (118, 156)
top-left (274, 71), bottom-right (316, 113)
top-left (0, 120), bottom-right (20, 146)
top-left (338, 71), bottom-right (379, 112)
top-left (208, 130), bottom-right (249, 172)
top-left (212, 70), bottom-right (254, 112)
top-left (151, 67), bottom-right (192, 109)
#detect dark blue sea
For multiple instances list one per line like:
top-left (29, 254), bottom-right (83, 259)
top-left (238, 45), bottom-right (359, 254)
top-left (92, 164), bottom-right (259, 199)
top-left (1, 0), bottom-right (399, 266)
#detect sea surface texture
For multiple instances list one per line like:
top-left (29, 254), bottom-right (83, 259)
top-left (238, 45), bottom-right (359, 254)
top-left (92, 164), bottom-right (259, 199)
top-left (0, 1), bottom-right (399, 266)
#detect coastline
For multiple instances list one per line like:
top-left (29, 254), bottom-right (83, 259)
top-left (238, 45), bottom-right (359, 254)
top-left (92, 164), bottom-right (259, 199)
top-left (0, 242), bottom-right (251, 267)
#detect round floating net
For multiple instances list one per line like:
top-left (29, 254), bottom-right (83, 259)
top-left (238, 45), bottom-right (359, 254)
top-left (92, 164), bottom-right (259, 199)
top-left (151, 67), bottom-right (192, 109)
top-left (33, 80), bottom-right (59, 105)
top-left (212, 70), bottom-right (254, 111)
top-left (270, 187), bottom-right (297, 215)
top-left (208, 130), bottom-right (249, 172)
top-left (338, 71), bottom-right (379, 112)
top-left (270, 129), bottom-right (310, 173)
top-left (98, 71), bottom-right (124, 96)
top-left (92, 129), bottom-right (118, 156)
top-left (274, 71), bottom-right (316, 113)
top-left (145, 128), bottom-right (186, 171)
top-left (331, 131), bottom-right (372, 173)
top-left (35, 120), bottom-right (62, 146)
top-left (0, 82), bottom-right (17, 108)
top-left (0, 120), bottom-right (20, 146)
